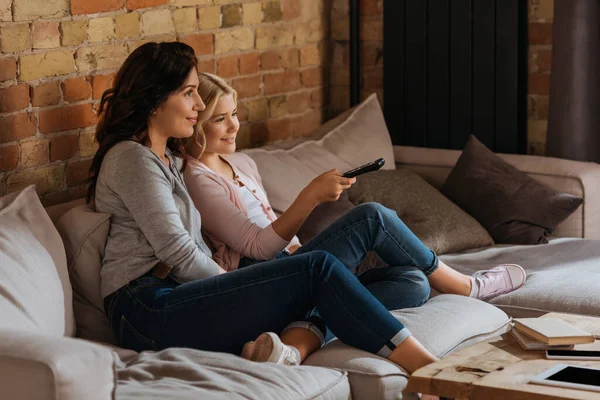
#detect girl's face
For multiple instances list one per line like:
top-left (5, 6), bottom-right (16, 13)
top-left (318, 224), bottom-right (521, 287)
top-left (150, 68), bottom-right (205, 140)
top-left (202, 94), bottom-right (239, 155)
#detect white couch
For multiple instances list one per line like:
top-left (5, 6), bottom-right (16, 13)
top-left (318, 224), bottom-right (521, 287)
top-left (2, 95), bottom-right (600, 399)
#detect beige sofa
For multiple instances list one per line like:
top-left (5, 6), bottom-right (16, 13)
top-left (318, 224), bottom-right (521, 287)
top-left (2, 95), bottom-right (600, 399)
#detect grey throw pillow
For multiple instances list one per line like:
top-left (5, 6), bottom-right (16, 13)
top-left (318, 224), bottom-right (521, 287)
top-left (347, 169), bottom-right (495, 255)
top-left (441, 135), bottom-right (583, 244)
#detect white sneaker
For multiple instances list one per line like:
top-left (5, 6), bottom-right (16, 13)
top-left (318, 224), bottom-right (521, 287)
top-left (471, 264), bottom-right (526, 301)
top-left (241, 332), bottom-right (300, 366)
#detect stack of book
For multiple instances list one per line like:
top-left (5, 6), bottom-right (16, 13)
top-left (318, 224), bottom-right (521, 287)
top-left (510, 318), bottom-right (596, 351)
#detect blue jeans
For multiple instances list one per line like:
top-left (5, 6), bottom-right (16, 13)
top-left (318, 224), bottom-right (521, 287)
top-left (105, 251), bottom-right (410, 358)
top-left (104, 202), bottom-right (437, 357)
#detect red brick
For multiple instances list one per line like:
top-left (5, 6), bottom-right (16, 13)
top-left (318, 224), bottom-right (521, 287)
top-left (71, 0), bottom-right (125, 15)
top-left (0, 84), bottom-right (30, 113)
top-left (363, 67), bottom-right (383, 90)
top-left (267, 118), bottom-right (294, 141)
top-left (536, 96), bottom-right (550, 119)
top-left (39, 104), bottom-right (98, 134)
top-left (0, 145), bottom-right (18, 172)
top-left (42, 190), bottom-right (72, 207)
top-left (232, 75), bottom-right (261, 98)
top-left (239, 53), bottom-right (260, 75)
top-left (281, 0), bottom-right (301, 21)
top-left (198, 59), bottom-right (215, 74)
top-left (67, 159), bottom-right (93, 185)
top-left (179, 34), bottom-right (213, 56)
top-left (293, 109), bottom-right (322, 137)
top-left (21, 139), bottom-right (49, 168)
top-left (217, 55), bottom-right (239, 78)
top-left (537, 50), bottom-right (552, 72)
top-left (0, 58), bottom-right (17, 82)
top-left (360, 0), bottom-right (382, 15)
top-left (281, 49), bottom-right (299, 69)
top-left (529, 73), bottom-right (551, 95)
top-left (0, 113), bottom-right (37, 143)
top-left (264, 70), bottom-right (301, 94)
top-left (310, 88), bottom-right (323, 108)
top-left (287, 91), bottom-right (311, 113)
top-left (62, 77), bottom-right (92, 103)
top-left (250, 122), bottom-right (269, 146)
top-left (261, 51), bottom-right (281, 70)
top-left (126, 0), bottom-right (167, 10)
top-left (300, 67), bottom-right (323, 88)
top-left (236, 101), bottom-right (249, 122)
top-left (32, 82), bottom-right (62, 107)
top-left (50, 134), bottom-right (79, 162)
top-left (529, 23), bottom-right (553, 45)
top-left (92, 73), bottom-right (115, 99)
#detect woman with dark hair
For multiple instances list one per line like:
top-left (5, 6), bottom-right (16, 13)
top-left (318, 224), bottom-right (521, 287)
top-left (93, 41), bottom-right (450, 375)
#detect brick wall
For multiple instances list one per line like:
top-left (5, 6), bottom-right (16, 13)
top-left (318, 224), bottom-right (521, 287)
top-left (0, 0), bottom-right (330, 204)
top-left (329, 0), bottom-right (554, 155)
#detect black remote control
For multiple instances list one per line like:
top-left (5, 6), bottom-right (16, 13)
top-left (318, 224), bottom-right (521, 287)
top-left (342, 158), bottom-right (385, 178)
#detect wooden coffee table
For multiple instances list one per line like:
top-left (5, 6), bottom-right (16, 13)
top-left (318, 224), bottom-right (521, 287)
top-left (407, 313), bottom-right (600, 400)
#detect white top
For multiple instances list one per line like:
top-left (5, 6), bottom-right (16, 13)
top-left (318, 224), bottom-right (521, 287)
top-left (236, 183), bottom-right (273, 229)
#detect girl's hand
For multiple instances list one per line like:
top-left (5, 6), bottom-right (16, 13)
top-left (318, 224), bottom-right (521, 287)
top-left (300, 169), bottom-right (356, 207)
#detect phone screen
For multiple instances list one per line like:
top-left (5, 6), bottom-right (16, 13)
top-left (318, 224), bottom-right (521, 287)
top-left (547, 349), bottom-right (600, 357)
top-left (546, 366), bottom-right (600, 386)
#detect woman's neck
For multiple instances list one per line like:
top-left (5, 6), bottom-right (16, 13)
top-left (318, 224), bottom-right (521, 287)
top-left (147, 129), bottom-right (169, 166)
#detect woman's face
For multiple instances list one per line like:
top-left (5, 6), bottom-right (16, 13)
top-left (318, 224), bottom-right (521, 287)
top-left (150, 68), bottom-right (205, 140)
top-left (202, 94), bottom-right (239, 155)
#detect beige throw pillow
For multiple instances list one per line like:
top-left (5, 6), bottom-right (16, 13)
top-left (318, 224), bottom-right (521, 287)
top-left (347, 170), bottom-right (495, 255)
top-left (56, 204), bottom-right (117, 344)
top-left (0, 185), bottom-right (76, 336)
top-left (243, 93), bottom-right (395, 213)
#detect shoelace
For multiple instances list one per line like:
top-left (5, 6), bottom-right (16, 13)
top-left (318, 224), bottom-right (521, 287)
top-left (473, 268), bottom-right (510, 299)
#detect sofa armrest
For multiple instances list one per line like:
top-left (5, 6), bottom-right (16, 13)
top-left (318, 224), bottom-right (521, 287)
top-left (394, 146), bottom-right (600, 239)
top-left (0, 330), bottom-right (116, 400)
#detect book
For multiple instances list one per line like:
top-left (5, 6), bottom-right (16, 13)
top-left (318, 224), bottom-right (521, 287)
top-left (513, 318), bottom-right (596, 346)
top-left (510, 327), bottom-right (575, 351)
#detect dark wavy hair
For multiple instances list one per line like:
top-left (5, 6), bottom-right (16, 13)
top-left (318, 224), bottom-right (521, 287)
top-left (86, 41), bottom-right (198, 202)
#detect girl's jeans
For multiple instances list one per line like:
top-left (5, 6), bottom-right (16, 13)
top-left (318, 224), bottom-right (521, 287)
top-left (104, 203), bottom-right (438, 358)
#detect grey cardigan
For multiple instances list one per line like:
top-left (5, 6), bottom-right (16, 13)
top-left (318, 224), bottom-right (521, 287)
top-left (95, 141), bottom-right (221, 298)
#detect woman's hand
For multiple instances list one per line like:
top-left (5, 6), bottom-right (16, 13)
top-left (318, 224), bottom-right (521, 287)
top-left (299, 169), bottom-right (356, 207)
top-left (287, 244), bottom-right (302, 254)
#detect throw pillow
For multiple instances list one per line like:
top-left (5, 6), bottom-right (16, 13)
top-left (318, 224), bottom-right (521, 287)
top-left (243, 93), bottom-right (395, 213)
top-left (441, 135), bottom-right (583, 244)
top-left (55, 204), bottom-right (117, 344)
top-left (347, 169), bottom-right (495, 255)
top-left (0, 185), bottom-right (76, 336)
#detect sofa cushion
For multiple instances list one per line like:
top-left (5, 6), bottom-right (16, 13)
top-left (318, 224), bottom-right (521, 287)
top-left (116, 347), bottom-right (350, 400)
top-left (297, 192), bottom-right (356, 244)
top-left (348, 169), bottom-right (495, 255)
top-left (441, 238), bottom-right (600, 318)
top-left (304, 295), bottom-right (510, 399)
top-left (243, 93), bottom-right (394, 213)
top-left (55, 204), bottom-right (117, 344)
top-left (0, 185), bottom-right (76, 337)
top-left (441, 135), bottom-right (583, 244)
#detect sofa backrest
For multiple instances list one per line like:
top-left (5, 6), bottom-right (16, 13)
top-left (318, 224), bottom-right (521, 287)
top-left (394, 145), bottom-right (600, 240)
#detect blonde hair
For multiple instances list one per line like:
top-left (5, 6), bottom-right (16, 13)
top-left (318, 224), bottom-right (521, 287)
top-left (186, 72), bottom-right (238, 159)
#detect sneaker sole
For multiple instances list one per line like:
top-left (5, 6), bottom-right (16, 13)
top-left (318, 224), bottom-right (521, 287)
top-left (251, 332), bottom-right (277, 362)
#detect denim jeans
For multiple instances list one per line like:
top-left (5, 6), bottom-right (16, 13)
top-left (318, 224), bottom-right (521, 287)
top-left (105, 250), bottom-right (411, 358)
top-left (105, 202), bottom-right (437, 358)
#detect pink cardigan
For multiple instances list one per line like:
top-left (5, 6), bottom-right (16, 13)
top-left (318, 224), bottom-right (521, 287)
top-left (184, 153), bottom-right (301, 271)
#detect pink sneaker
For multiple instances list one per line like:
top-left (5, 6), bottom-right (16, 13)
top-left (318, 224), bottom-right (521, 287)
top-left (471, 264), bottom-right (526, 301)
top-left (241, 332), bottom-right (300, 366)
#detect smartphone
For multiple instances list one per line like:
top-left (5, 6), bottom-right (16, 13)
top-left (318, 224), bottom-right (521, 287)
top-left (546, 349), bottom-right (600, 361)
top-left (530, 364), bottom-right (600, 392)
top-left (342, 158), bottom-right (385, 178)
